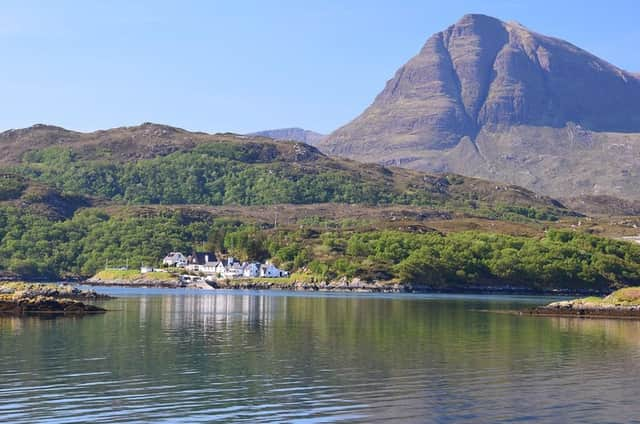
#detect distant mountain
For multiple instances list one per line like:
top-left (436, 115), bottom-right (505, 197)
top-left (249, 128), bottom-right (325, 146)
top-left (320, 14), bottom-right (640, 199)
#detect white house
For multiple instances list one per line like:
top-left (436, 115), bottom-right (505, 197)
top-left (185, 252), bottom-right (217, 273)
top-left (201, 261), bottom-right (220, 275)
top-left (163, 252), bottom-right (187, 267)
top-left (243, 263), bottom-right (260, 278)
top-left (222, 262), bottom-right (245, 279)
top-left (260, 262), bottom-right (288, 278)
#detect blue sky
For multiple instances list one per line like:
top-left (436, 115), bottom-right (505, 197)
top-left (1, 0), bottom-right (638, 134)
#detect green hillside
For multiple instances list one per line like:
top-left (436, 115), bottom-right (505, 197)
top-left (2, 124), bottom-right (570, 222)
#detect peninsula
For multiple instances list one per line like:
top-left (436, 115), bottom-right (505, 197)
top-left (531, 288), bottom-right (640, 319)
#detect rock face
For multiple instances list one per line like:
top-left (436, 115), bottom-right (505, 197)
top-left (249, 128), bottom-right (326, 146)
top-left (321, 14), bottom-right (640, 199)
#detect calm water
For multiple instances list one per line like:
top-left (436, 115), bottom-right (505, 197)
top-left (2, 289), bottom-right (640, 423)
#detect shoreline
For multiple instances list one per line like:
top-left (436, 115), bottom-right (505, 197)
top-left (82, 276), bottom-right (609, 296)
top-left (525, 288), bottom-right (640, 319)
top-left (527, 305), bottom-right (640, 319)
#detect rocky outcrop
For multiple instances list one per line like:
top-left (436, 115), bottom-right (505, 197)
top-left (0, 282), bottom-right (107, 315)
top-left (0, 296), bottom-right (106, 315)
top-left (530, 301), bottom-right (640, 319)
top-left (529, 288), bottom-right (640, 318)
top-left (321, 14), bottom-right (640, 200)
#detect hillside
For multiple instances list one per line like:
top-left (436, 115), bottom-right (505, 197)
top-left (1, 124), bottom-right (639, 289)
top-left (321, 14), bottom-right (640, 200)
top-left (0, 123), bottom-right (570, 220)
top-left (0, 173), bottom-right (90, 219)
top-left (249, 128), bottom-right (325, 145)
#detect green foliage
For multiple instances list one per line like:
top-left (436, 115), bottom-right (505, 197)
top-left (0, 176), bottom-right (27, 201)
top-left (223, 227), bottom-right (269, 261)
top-left (9, 143), bottom-right (565, 224)
top-left (0, 203), bottom-right (637, 291)
top-left (13, 144), bottom-right (402, 206)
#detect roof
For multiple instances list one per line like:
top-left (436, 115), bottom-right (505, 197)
top-left (188, 252), bottom-right (217, 265)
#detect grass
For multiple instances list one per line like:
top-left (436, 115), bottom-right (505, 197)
top-left (94, 269), bottom-right (176, 282)
top-left (576, 288), bottom-right (640, 306)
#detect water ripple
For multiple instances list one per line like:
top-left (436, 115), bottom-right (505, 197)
top-left (2, 292), bottom-right (640, 423)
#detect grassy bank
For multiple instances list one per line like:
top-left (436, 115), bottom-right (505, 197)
top-left (576, 287), bottom-right (640, 306)
top-left (92, 270), bottom-right (177, 282)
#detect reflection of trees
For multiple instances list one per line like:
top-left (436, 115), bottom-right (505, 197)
top-left (548, 316), bottom-right (640, 348)
top-left (3, 294), bottom-right (640, 422)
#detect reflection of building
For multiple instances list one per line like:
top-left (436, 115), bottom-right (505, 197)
top-left (157, 292), bottom-right (286, 331)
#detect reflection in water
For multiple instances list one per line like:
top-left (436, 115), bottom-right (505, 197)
top-left (1, 291), bottom-right (640, 423)
top-left (549, 316), bottom-right (640, 348)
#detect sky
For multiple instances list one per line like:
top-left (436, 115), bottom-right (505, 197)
top-left (0, 0), bottom-right (638, 134)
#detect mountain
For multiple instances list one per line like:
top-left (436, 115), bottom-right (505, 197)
top-left (0, 123), bottom-right (570, 218)
top-left (320, 14), bottom-right (640, 200)
top-left (249, 128), bottom-right (326, 146)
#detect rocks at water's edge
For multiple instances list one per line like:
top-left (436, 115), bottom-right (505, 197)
top-left (209, 277), bottom-right (406, 293)
top-left (0, 282), bottom-right (108, 315)
top-left (0, 295), bottom-right (106, 315)
top-left (529, 287), bottom-right (640, 318)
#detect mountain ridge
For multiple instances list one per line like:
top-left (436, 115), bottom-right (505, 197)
top-left (249, 127), bottom-right (326, 146)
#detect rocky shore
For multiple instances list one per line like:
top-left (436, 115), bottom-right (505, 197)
top-left (0, 282), bottom-right (108, 315)
top-left (84, 274), bottom-right (611, 295)
top-left (529, 288), bottom-right (640, 319)
top-left (208, 277), bottom-right (406, 292)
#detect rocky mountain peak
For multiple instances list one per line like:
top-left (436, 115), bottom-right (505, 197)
top-left (320, 15), bottom-right (640, 200)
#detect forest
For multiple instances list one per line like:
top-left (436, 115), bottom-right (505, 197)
top-left (0, 205), bottom-right (638, 291)
top-left (10, 144), bottom-right (563, 222)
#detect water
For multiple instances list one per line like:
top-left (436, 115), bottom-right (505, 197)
top-left (2, 288), bottom-right (640, 423)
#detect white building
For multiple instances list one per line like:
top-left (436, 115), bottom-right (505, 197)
top-left (222, 263), bottom-right (245, 279)
top-left (260, 262), bottom-right (288, 278)
top-left (163, 252), bottom-right (187, 267)
top-left (185, 252), bottom-right (217, 273)
top-left (243, 263), bottom-right (260, 278)
top-left (201, 261), bottom-right (220, 275)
